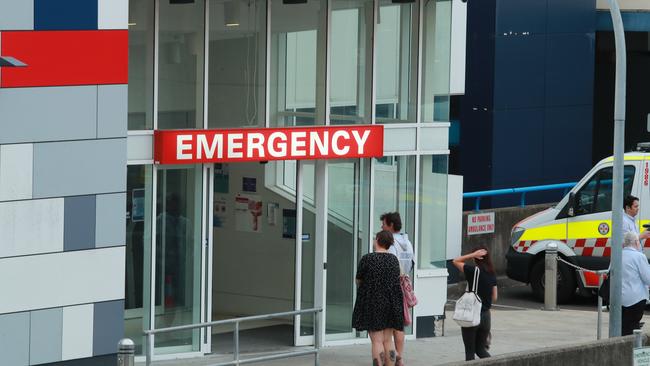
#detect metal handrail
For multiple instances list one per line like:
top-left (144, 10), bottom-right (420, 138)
top-left (463, 182), bottom-right (577, 211)
top-left (144, 307), bottom-right (323, 366)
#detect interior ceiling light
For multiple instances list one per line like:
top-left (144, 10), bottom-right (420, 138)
top-left (224, 0), bottom-right (240, 27)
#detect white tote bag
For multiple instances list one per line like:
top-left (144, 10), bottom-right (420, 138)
top-left (453, 267), bottom-right (483, 327)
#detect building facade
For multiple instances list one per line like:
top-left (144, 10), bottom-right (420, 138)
top-left (0, 0), bottom-right (128, 365)
top-left (0, 0), bottom-right (458, 364)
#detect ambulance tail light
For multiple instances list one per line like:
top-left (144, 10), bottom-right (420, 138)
top-left (511, 226), bottom-right (525, 246)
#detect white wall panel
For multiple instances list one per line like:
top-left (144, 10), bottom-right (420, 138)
top-left (62, 304), bottom-right (94, 361)
top-left (0, 247), bottom-right (125, 314)
top-left (0, 198), bottom-right (64, 258)
top-left (0, 143), bottom-right (33, 201)
top-left (98, 0), bottom-right (129, 29)
top-left (450, 0), bottom-right (467, 95)
top-left (597, 0), bottom-right (650, 10)
top-left (446, 174), bottom-right (463, 259)
top-left (127, 134), bottom-right (153, 162)
top-left (419, 124), bottom-right (450, 152)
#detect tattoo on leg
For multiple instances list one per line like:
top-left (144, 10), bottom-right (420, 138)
top-left (379, 352), bottom-right (385, 365)
top-left (389, 350), bottom-right (397, 362)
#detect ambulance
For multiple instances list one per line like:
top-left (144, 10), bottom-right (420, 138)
top-left (506, 144), bottom-right (650, 303)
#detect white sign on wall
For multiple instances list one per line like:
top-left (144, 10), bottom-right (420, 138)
top-left (634, 347), bottom-right (650, 366)
top-left (467, 212), bottom-right (495, 236)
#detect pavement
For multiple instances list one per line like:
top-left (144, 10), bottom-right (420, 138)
top-left (142, 279), bottom-right (650, 366)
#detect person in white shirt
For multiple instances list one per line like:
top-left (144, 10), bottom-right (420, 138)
top-left (381, 212), bottom-right (414, 366)
top-left (621, 231), bottom-right (650, 335)
top-left (623, 195), bottom-right (650, 241)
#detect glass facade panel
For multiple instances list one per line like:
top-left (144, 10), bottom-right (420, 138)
top-left (421, 0), bottom-right (452, 122)
top-left (270, 0), bottom-right (326, 127)
top-left (375, 0), bottom-right (418, 124)
top-left (208, 0), bottom-right (266, 129)
top-left (373, 156), bottom-right (416, 236)
top-left (326, 159), bottom-right (370, 339)
top-left (300, 161), bottom-right (316, 337)
top-left (329, 0), bottom-right (373, 125)
top-left (418, 155), bottom-right (448, 269)
top-left (125, 165), bottom-right (153, 355)
top-left (158, 0), bottom-right (205, 130)
top-left (154, 166), bottom-right (203, 353)
top-left (128, 0), bottom-right (155, 130)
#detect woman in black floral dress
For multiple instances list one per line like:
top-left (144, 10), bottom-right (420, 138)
top-left (352, 230), bottom-right (404, 366)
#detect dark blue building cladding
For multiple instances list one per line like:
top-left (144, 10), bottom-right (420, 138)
top-left (460, 0), bottom-right (596, 209)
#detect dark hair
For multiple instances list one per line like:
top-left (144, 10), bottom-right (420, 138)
top-left (375, 230), bottom-right (394, 250)
top-left (472, 245), bottom-right (495, 274)
top-left (380, 212), bottom-right (402, 232)
top-left (624, 195), bottom-right (639, 209)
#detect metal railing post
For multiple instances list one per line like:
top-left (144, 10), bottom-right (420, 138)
top-left (597, 273), bottom-right (604, 340)
top-left (544, 243), bottom-right (559, 311)
top-left (117, 339), bottom-right (135, 366)
top-left (145, 332), bottom-right (153, 366)
top-left (234, 321), bottom-right (240, 365)
top-left (314, 310), bottom-right (321, 366)
top-left (634, 329), bottom-right (644, 349)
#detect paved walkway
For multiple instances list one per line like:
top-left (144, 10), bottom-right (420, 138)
top-left (144, 302), bottom-right (648, 366)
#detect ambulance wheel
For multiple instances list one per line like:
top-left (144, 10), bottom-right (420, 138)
top-left (530, 258), bottom-right (576, 304)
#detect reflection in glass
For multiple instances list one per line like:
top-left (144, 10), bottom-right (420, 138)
top-left (155, 166), bottom-right (203, 353)
top-left (421, 0), bottom-right (452, 122)
top-left (158, 0), bottom-right (205, 129)
top-left (270, 0), bottom-right (325, 127)
top-left (329, 0), bottom-right (373, 125)
top-left (375, 1), bottom-right (417, 123)
top-left (373, 156), bottom-right (416, 236)
top-left (326, 159), bottom-right (370, 339)
top-left (300, 161), bottom-right (316, 336)
top-left (128, 0), bottom-right (155, 130)
top-left (208, 0), bottom-right (266, 128)
top-left (418, 155), bottom-right (448, 269)
top-left (125, 165), bottom-right (153, 355)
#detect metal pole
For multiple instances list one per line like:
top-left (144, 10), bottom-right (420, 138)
top-left (234, 321), bottom-right (240, 364)
top-left (607, 0), bottom-right (627, 339)
top-left (634, 329), bottom-right (644, 348)
top-left (597, 273), bottom-right (603, 340)
top-left (117, 338), bottom-right (135, 366)
top-left (146, 333), bottom-right (153, 366)
top-left (314, 310), bottom-right (321, 366)
top-left (543, 243), bottom-right (559, 311)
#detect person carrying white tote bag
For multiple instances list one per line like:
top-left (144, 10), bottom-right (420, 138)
top-left (453, 267), bottom-right (482, 327)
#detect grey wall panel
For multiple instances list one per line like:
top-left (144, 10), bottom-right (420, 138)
top-left (93, 300), bottom-right (124, 356)
top-left (30, 308), bottom-right (63, 365)
top-left (95, 193), bottom-right (126, 247)
top-left (64, 196), bottom-right (97, 251)
top-left (0, 144), bottom-right (33, 201)
top-left (0, 86), bottom-right (97, 144)
top-left (0, 312), bottom-right (30, 366)
top-left (97, 85), bottom-right (128, 139)
top-left (33, 139), bottom-right (127, 198)
top-left (0, 0), bottom-right (33, 30)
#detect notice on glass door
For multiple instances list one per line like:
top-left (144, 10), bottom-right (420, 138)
top-left (235, 194), bottom-right (263, 233)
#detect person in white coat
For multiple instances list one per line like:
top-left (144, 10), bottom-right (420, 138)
top-left (381, 212), bottom-right (414, 366)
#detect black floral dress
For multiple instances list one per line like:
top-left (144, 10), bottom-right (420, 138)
top-left (352, 252), bottom-right (405, 332)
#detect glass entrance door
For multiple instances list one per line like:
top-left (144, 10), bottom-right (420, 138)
top-left (154, 165), bottom-right (204, 354)
top-left (325, 159), bottom-right (371, 340)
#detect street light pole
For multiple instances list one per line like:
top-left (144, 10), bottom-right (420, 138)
top-left (607, 0), bottom-right (626, 338)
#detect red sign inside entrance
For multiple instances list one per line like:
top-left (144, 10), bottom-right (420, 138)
top-left (154, 125), bottom-right (384, 164)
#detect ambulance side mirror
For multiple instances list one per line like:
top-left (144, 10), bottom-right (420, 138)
top-left (567, 192), bottom-right (576, 217)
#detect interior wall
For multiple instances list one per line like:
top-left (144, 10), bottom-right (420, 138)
top-left (212, 162), bottom-right (297, 318)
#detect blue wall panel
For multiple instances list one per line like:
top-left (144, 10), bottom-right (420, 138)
top-left (496, 0), bottom-right (547, 35)
top-left (543, 106), bottom-right (593, 182)
top-left (547, 0), bottom-right (595, 34)
top-left (34, 0), bottom-right (98, 30)
top-left (494, 35), bottom-right (546, 110)
top-left (492, 109), bottom-right (545, 187)
top-left (546, 33), bottom-right (595, 107)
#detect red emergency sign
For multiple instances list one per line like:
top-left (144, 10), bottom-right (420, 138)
top-left (153, 125), bottom-right (384, 164)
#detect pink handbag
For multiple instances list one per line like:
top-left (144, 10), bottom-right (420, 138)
top-left (400, 274), bottom-right (418, 307)
top-left (403, 295), bottom-right (412, 326)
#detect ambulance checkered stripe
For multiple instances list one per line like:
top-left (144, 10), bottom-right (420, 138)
top-left (514, 238), bottom-right (620, 256)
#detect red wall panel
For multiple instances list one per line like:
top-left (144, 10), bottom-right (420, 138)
top-left (0, 30), bottom-right (128, 88)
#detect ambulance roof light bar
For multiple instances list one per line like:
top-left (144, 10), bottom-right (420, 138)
top-left (636, 142), bottom-right (650, 152)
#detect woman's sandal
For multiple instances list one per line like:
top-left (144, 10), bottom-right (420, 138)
top-left (396, 355), bottom-right (405, 366)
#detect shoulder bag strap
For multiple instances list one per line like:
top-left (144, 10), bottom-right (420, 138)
top-left (471, 267), bottom-right (480, 293)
